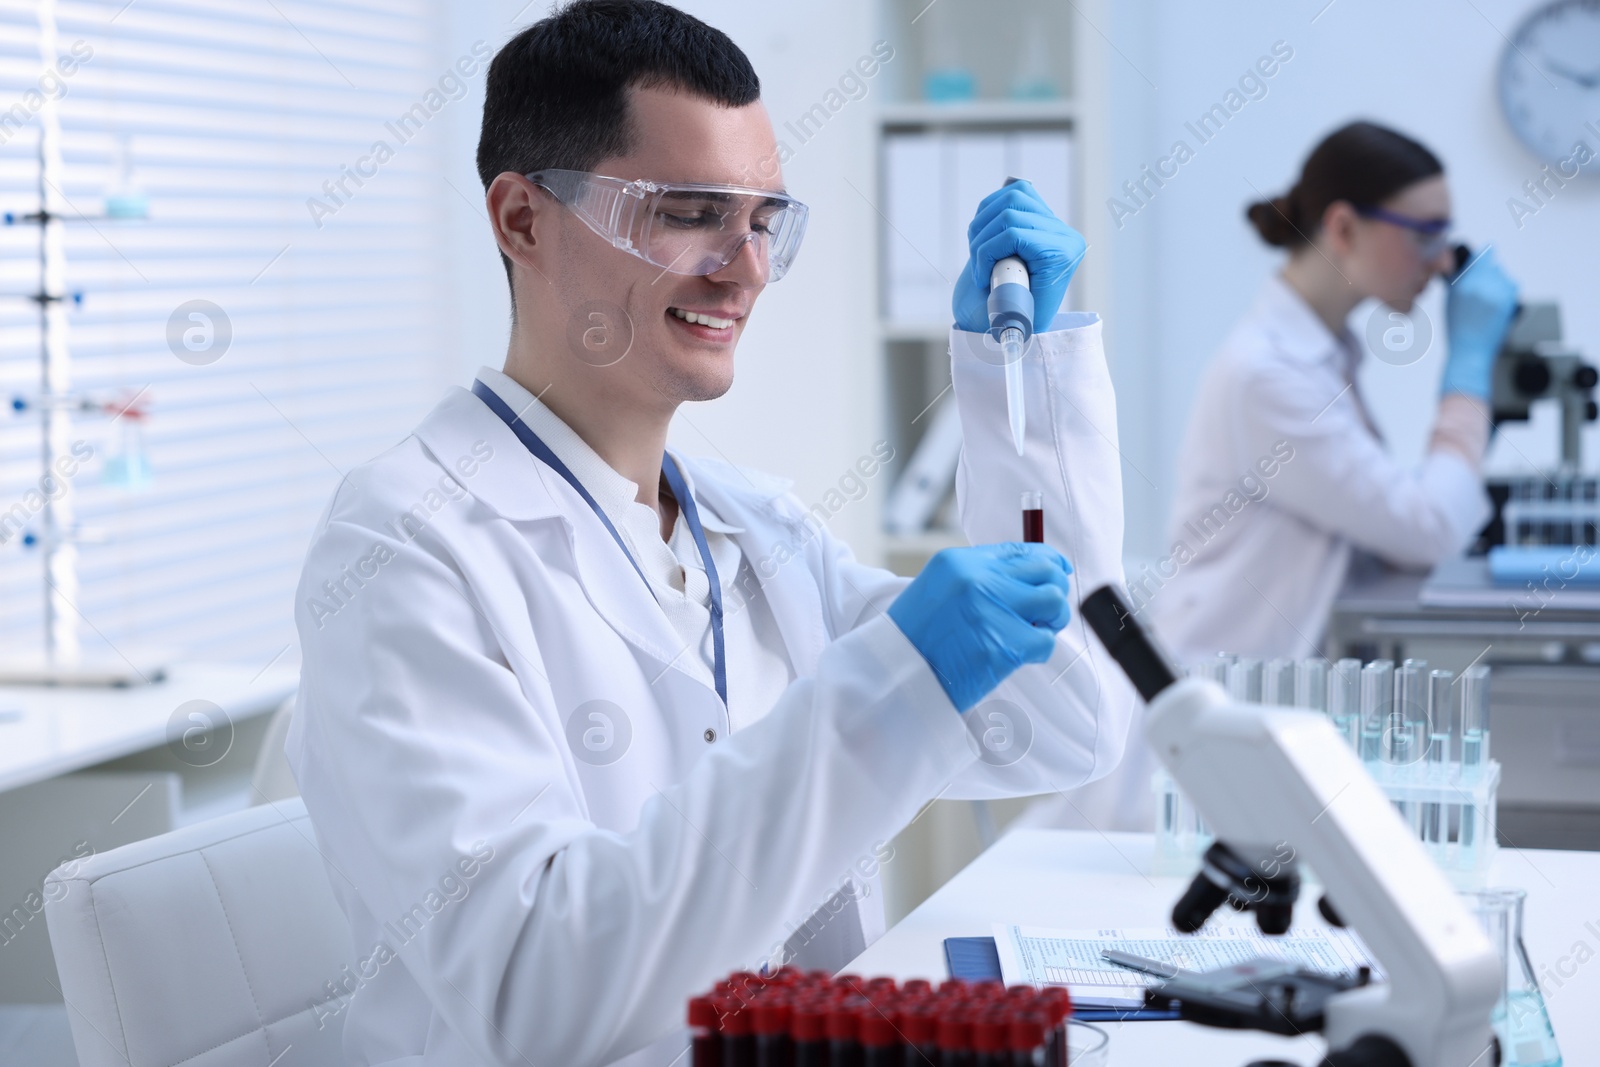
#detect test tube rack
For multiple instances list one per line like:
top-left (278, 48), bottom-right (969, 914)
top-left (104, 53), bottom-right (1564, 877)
top-left (1501, 474), bottom-right (1599, 547)
top-left (1152, 657), bottom-right (1500, 890)
top-left (688, 968), bottom-right (1079, 1067)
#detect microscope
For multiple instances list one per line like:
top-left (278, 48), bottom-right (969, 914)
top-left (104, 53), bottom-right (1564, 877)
top-left (1458, 245), bottom-right (1600, 550)
top-left (1082, 586), bottom-right (1502, 1067)
top-left (1489, 302), bottom-right (1598, 472)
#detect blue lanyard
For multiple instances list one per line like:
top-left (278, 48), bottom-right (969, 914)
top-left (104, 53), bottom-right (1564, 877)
top-left (472, 379), bottom-right (727, 707)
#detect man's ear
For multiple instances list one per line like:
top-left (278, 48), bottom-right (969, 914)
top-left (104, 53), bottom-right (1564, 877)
top-left (486, 172), bottom-right (550, 277)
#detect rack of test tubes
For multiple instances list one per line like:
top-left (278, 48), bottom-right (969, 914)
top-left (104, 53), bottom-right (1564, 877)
top-left (688, 968), bottom-right (1089, 1067)
top-left (1153, 655), bottom-right (1499, 889)
top-left (1500, 475), bottom-right (1598, 546)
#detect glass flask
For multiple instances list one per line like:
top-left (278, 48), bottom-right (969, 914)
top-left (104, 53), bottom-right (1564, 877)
top-left (1462, 887), bottom-right (1562, 1067)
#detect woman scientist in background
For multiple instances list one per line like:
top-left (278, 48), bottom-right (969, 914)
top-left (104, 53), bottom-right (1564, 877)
top-left (1041, 121), bottom-right (1521, 833)
top-left (1152, 120), bottom-right (1520, 661)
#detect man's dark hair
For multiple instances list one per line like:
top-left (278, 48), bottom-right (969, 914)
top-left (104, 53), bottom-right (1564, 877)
top-left (476, 0), bottom-right (761, 304)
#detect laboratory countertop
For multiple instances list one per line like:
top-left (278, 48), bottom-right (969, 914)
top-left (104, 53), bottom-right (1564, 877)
top-left (1334, 557), bottom-right (1600, 620)
top-left (852, 829), bottom-right (1599, 1067)
top-left (0, 663), bottom-right (299, 795)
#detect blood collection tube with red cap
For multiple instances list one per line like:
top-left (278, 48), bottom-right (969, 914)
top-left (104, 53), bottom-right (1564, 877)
top-left (937, 1005), bottom-right (975, 1067)
top-left (1008, 1012), bottom-right (1050, 1067)
top-left (688, 996), bottom-right (721, 1067)
top-left (688, 971), bottom-right (1074, 1067)
top-left (828, 995), bottom-right (865, 1067)
top-left (860, 1005), bottom-right (901, 1067)
top-left (972, 1010), bottom-right (1012, 1067)
top-left (751, 997), bottom-right (791, 1067)
top-left (788, 999), bottom-right (830, 1067)
top-left (714, 994), bottom-right (755, 1067)
top-left (1021, 491), bottom-right (1043, 543)
top-left (900, 1002), bottom-right (940, 1067)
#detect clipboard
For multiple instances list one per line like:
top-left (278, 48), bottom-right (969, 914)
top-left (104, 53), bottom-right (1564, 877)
top-left (943, 937), bottom-right (1182, 1022)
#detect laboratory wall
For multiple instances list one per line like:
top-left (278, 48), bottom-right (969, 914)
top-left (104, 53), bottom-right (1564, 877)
top-left (439, 0), bottom-right (888, 558)
top-left (1092, 0), bottom-right (1600, 562)
top-left (435, 0), bottom-right (1600, 571)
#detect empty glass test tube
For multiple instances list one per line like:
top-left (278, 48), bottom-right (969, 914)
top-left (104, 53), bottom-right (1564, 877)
top-left (1227, 657), bottom-right (1263, 704)
top-left (1263, 658), bottom-right (1296, 706)
top-left (1359, 660), bottom-right (1393, 764)
top-left (1190, 655), bottom-right (1230, 686)
top-left (1389, 662), bottom-right (1428, 832)
top-left (1329, 658), bottom-right (1362, 750)
top-left (1422, 670), bottom-right (1455, 844)
top-left (1459, 664), bottom-right (1492, 853)
top-left (1295, 658), bottom-right (1328, 714)
top-left (1391, 661), bottom-right (1428, 766)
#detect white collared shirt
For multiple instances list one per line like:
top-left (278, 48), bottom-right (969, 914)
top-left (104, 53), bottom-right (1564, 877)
top-left (475, 366), bottom-right (794, 732)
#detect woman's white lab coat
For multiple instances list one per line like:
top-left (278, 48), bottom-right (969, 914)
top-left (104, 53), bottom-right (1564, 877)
top-left (1036, 276), bottom-right (1489, 834)
top-left (1149, 274), bottom-right (1488, 659)
top-left (285, 313), bottom-right (1135, 1067)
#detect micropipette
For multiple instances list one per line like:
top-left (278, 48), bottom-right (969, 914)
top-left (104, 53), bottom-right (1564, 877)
top-left (989, 177), bottom-right (1035, 457)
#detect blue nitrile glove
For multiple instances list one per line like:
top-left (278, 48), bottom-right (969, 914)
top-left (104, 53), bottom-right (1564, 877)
top-left (886, 543), bottom-right (1074, 713)
top-left (1442, 247), bottom-right (1519, 400)
top-left (952, 179), bottom-right (1087, 335)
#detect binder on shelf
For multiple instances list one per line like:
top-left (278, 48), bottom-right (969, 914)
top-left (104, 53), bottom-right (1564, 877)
top-left (882, 127), bottom-right (1073, 328)
top-left (883, 133), bottom-right (946, 323)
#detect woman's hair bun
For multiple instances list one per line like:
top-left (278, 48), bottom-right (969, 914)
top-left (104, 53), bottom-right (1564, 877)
top-left (1246, 193), bottom-right (1302, 247)
top-left (1249, 122), bottom-right (1444, 251)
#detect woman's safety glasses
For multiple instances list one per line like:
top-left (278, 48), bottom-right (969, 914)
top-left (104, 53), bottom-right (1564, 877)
top-left (526, 169), bottom-right (810, 283)
top-left (1355, 204), bottom-right (1452, 261)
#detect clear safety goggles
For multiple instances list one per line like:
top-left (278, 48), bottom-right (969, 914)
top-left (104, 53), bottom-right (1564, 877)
top-left (1356, 205), bottom-right (1452, 261)
top-left (527, 168), bottom-right (810, 283)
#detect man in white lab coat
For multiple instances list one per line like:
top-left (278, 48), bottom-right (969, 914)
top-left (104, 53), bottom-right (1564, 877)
top-left (287, 3), bottom-right (1134, 1065)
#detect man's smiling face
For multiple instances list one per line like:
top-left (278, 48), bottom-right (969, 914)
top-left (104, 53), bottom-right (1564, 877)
top-left (529, 85), bottom-right (786, 411)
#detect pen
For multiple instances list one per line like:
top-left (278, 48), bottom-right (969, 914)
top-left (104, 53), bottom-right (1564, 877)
top-left (1099, 949), bottom-right (1188, 980)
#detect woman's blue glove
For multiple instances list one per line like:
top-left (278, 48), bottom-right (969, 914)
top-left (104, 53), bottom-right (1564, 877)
top-left (952, 179), bottom-right (1087, 335)
top-left (887, 543), bottom-right (1074, 713)
top-left (1442, 247), bottom-right (1519, 400)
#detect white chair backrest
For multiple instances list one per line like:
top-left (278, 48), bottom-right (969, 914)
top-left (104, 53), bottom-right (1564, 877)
top-left (45, 797), bottom-right (354, 1067)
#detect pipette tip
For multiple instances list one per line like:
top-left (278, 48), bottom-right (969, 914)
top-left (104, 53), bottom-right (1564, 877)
top-left (1003, 337), bottom-right (1026, 455)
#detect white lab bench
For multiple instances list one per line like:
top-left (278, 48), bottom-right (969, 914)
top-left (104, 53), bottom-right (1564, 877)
top-left (851, 828), bottom-right (1598, 1066)
top-left (0, 664), bottom-right (298, 1005)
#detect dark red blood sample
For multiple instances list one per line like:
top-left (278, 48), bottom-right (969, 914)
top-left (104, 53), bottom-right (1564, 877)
top-left (689, 996), bottom-right (721, 1067)
top-left (1022, 508), bottom-right (1044, 543)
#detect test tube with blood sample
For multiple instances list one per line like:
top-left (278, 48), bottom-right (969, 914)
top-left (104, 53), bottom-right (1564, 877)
top-left (1021, 491), bottom-right (1044, 543)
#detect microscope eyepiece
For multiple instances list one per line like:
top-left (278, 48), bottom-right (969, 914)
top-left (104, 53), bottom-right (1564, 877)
top-left (1175, 842), bottom-right (1303, 936)
top-left (1081, 585), bottom-right (1179, 702)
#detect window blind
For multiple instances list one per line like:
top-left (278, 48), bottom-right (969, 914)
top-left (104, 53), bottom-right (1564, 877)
top-left (0, 0), bottom-right (448, 669)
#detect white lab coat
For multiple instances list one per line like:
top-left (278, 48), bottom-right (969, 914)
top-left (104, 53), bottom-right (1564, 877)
top-left (1034, 276), bottom-right (1489, 834)
top-left (286, 313), bottom-right (1135, 1067)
